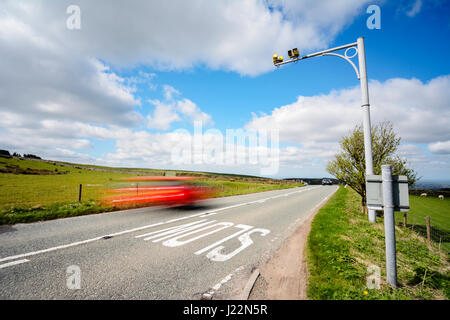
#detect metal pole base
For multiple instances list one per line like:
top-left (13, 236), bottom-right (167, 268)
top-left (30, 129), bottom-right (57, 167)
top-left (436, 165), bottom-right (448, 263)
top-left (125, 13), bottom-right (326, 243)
top-left (368, 209), bottom-right (376, 223)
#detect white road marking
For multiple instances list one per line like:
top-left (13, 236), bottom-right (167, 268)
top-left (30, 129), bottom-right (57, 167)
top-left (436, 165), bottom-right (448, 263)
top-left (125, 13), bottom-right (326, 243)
top-left (135, 219), bottom-right (264, 262)
top-left (203, 265), bottom-right (245, 299)
top-left (206, 228), bottom-right (271, 262)
top-left (0, 237), bottom-right (104, 264)
top-left (0, 221), bottom-right (165, 264)
top-left (0, 186), bottom-right (321, 264)
top-left (105, 222), bottom-right (164, 237)
top-left (0, 259), bottom-right (30, 269)
top-left (212, 273), bottom-right (233, 290)
top-left (163, 222), bottom-right (234, 247)
top-left (195, 224), bottom-right (253, 255)
top-left (135, 220), bottom-right (209, 239)
top-left (146, 221), bottom-right (215, 242)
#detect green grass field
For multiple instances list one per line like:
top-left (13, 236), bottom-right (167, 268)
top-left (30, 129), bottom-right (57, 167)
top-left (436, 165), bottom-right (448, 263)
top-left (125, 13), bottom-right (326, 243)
top-left (395, 196), bottom-right (449, 252)
top-left (0, 157), bottom-right (303, 224)
top-left (307, 187), bottom-right (449, 300)
top-left (0, 158), bottom-right (136, 208)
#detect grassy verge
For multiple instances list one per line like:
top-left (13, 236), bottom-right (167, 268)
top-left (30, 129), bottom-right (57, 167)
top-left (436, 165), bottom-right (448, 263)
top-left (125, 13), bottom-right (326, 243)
top-left (307, 186), bottom-right (449, 300)
top-left (0, 201), bottom-right (116, 225)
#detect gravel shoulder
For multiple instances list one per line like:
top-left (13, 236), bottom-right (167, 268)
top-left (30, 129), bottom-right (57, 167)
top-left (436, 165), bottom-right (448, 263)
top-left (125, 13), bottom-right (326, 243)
top-left (248, 188), bottom-right (337, 300)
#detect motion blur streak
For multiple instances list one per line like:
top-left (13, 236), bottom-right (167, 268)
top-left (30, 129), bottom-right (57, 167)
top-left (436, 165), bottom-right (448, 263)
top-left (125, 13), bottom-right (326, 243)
top-left (101, 176), bottom-right (216, 207)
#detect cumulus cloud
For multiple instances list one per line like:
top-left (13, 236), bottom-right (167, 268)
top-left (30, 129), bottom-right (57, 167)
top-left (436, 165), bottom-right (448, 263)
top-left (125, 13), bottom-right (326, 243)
top-left (405, 0), bottom-right (423, 17)
top-left (1, 0), bottom-right (372, 76)
top-left (147, 88), bottom-right (213, 130)
top-left (245, 75), bottom-right (450, 145)
top-left (0, 7), bottom-right (143, 127)
top-left (429, 141), bottom-right (450, 154)
top-left (1, 0), bottom-right (447, 177)
top-left (98, 128), bottom-right (281, 176)
top-left (0, 0), bottom-right (371, 146)
top-left (175, 99), bottom-right (213, 126)
top-left (163, 85), bottom-right (181, 101)
top-left (244, 75), bottom-right (450, 176)
top-left (147, 100), bottom-right (182, 131)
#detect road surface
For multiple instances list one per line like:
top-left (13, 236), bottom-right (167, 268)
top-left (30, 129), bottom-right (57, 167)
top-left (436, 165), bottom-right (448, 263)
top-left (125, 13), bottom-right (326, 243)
top-left (0, 185), bottom-right (337, 299)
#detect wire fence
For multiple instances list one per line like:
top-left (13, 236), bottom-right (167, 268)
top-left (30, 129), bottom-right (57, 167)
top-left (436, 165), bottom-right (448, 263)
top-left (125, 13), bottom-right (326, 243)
top-left (0, 184), bottom-right (107, 209)
top-left (397, 211), bottom-right (450, 255)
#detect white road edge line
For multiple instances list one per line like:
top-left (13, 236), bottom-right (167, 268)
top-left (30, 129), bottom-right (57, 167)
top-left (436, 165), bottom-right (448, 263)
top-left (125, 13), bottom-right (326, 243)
top-left (0, 259), bottom-right (30, 269)
top-left (203, 265), bottom-right (246, 299)
top-left (0, 186), bottom-right (322, 264)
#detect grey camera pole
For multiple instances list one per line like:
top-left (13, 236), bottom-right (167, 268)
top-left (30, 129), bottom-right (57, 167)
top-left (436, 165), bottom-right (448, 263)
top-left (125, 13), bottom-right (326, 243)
top-left (357, 37), bottom-right (376, 223)
top-left (273, 37), bottom-right (376, 223)
top-left (381, 164), bottom-right (398, 288)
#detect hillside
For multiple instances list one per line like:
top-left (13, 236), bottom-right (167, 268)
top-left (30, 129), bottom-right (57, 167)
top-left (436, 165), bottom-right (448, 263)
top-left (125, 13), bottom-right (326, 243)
top-left (0, 155), bottom-right (304, 224)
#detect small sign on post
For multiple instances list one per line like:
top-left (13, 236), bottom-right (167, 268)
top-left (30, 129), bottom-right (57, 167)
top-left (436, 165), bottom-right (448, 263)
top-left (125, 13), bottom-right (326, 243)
top-left (366, 175), bottom-right (409, 212)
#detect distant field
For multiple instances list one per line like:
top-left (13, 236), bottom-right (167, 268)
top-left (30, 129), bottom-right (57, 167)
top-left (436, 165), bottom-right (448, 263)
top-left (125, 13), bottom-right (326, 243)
top-left (0, 158), bottom-right (136, 208)
top-left (0, 157), bottom-right (303, 224)
top-left (395, 195), bottom-right (450, 252)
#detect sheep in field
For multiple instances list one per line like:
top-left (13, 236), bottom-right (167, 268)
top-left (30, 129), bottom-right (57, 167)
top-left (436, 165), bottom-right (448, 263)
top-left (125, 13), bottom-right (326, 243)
top-left (439, 195), bottom-right (444, 200)
top-left (420, 193), bottom-right (427, 197)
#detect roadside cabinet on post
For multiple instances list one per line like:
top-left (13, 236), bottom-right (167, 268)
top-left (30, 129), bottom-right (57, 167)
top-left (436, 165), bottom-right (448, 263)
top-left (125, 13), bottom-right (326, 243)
top-left (366, 175), bottom-right (409, 212)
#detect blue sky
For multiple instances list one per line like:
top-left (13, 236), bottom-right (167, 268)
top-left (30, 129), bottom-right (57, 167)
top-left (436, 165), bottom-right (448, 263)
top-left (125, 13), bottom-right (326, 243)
top-left (1, 0), bottom-right (450, 179)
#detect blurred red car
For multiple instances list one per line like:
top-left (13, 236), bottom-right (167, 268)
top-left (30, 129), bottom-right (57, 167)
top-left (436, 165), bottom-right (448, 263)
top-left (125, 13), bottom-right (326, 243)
top-left (102, 176), bottom-right (215, 207)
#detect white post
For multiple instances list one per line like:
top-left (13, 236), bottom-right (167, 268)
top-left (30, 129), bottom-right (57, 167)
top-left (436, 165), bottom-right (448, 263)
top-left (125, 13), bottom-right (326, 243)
top-left (357, 37), bottom-right (376, 223)
top-left (381, 165), bottom-right (398, 288)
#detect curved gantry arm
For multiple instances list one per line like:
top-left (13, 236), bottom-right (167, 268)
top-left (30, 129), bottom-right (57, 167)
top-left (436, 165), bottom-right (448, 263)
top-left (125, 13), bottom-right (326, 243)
top-left (321, 47), bottom-right (360, 80)
top-left (274, 43), bottom-right (361, 80)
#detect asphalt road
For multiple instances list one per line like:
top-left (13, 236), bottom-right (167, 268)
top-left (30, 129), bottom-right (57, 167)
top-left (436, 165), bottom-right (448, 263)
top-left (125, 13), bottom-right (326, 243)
top-left (0, 185), bottom-right (338, 299)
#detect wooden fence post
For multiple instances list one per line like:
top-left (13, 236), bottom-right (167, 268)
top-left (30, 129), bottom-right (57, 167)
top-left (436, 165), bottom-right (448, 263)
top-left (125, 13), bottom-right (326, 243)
top-left (403, 213), bottom-right (407, 228)
top-left (425, 216), bottom-right (431, 243)
top-left (78, 184), bottom-right (82, 202)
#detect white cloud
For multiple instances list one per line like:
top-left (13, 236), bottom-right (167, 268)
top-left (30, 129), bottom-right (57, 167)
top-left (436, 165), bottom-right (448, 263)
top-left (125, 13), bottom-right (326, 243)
top-left (0, 34), bottom-right (143, 127)
top-left (245, 75), bottom-right (450, 145)
top-left (1, 0), bottom-right (448, 178)
top-left (176, 99), bottom-right (213, 126)
top-left (0, 0), bottom-right (372, 169)
top-left (163, 85), bottom-right (181, 101)
top-left (245, 75), bottom-right (450, 177)
top-left (1, 0), bottom-right (372, 76)
top-left (147, 100), bottom-right (182, 130)
top-left (397, 144), bottom-right (450, 179)
top-left (53, 148), bottom-right (95, 162)
top-left (147, 90), bottom-right (213, 130)
top-left (405, 0), bottom-right (422, 17)
top-left (429, 141), bottom-right (450, 154)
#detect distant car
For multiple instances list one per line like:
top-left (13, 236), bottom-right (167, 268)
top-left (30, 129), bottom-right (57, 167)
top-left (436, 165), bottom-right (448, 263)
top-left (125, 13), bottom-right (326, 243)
top-left (322, 179), bottom-right (333, 185)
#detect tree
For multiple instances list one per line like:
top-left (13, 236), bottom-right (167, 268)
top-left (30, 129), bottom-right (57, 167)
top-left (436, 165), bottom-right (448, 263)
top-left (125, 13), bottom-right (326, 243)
top-left (327, 121), bottom-right (418, 211)
top-left (23, 154), bottom-right (41, 160)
